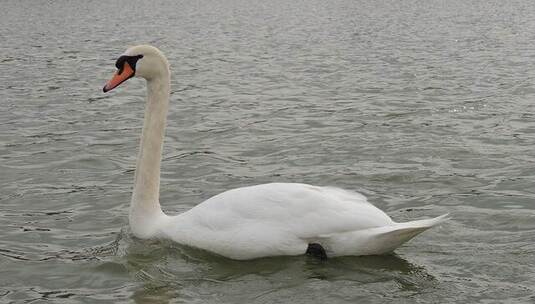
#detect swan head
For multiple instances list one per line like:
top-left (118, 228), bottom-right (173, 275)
top-left (103, 45), bottom-right (169, 92)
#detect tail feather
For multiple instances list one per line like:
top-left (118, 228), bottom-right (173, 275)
top-left (372, 213), bottom-right (450, 254)
top-left (394, 213), bottom-right (450, 230)
top-left (318, 214), bottom-right (450, 257)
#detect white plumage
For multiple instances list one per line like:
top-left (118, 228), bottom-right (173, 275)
top-left (103, 45), bottom-right (448, 260)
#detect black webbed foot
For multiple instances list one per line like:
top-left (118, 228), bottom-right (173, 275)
top-left (306, 243), bottom-right (328, 260)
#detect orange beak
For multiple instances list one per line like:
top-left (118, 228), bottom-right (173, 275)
top-left (103, 62), bottom-right (135, 92)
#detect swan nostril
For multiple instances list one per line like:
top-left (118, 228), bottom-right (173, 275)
top-left (115, 55), bottom-right (127, 69)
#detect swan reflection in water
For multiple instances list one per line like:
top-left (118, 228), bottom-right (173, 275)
top-left (121, 238), bottom-right (436, 304)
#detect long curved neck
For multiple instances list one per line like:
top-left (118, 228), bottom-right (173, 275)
top-left (130, 72), bottom-right (170, 236)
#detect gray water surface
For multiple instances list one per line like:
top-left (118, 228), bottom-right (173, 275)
top-left (1, 0), bottom-right (535, 303)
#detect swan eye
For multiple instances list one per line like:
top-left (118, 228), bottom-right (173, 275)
top-left (115, 55), bottom-right (144, 75)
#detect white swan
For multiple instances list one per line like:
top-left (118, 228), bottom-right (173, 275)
top-left (103, 45), bottom-right (448, 260)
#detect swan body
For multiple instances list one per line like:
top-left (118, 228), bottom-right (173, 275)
top-left (103, 45), bottom-right (448, 260)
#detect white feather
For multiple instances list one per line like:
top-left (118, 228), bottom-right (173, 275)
top-left (158, 183), bottom-right (448, 259)
top-left (104, 45), bottom-right (449, 260)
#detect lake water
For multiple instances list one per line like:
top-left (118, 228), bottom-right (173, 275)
top-left (1, 0), bottom-right (535, 302)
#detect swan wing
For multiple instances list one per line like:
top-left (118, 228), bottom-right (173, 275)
top-left (162, 183), bottom-right (395, 258)
top-left (190, 183), bottom-right (393, 235)
top-left (160, 183), bottom-right (447, 259)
